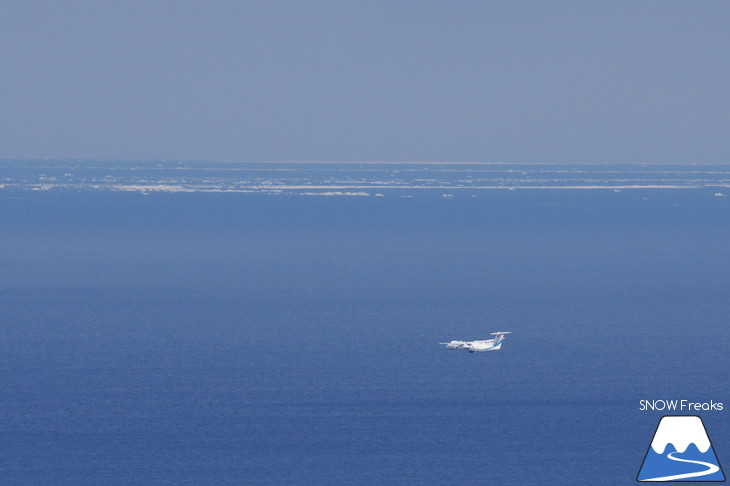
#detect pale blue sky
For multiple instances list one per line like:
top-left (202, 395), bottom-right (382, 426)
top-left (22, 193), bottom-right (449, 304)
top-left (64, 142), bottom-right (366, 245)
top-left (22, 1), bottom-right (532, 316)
top-left (1, 1), bottom-right (728, 163)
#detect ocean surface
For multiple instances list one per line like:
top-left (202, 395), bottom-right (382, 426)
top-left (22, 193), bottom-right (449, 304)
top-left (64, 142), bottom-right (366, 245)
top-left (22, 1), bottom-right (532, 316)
top-left (1, 161), bottom-right (728, 485)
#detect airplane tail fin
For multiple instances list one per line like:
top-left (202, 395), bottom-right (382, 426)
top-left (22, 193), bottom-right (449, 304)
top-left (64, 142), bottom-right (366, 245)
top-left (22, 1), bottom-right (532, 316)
top-left (490, 331), bottom-right (511, 349)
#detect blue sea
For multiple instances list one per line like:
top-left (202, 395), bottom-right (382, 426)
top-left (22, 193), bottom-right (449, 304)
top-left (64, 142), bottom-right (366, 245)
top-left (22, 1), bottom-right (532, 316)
top-left (1, 161), bottom-right (728, 485)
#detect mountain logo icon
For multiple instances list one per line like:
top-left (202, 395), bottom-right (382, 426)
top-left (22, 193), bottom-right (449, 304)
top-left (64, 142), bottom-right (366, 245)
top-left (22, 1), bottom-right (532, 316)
top-left (637, 415), bottom-right (725, 482)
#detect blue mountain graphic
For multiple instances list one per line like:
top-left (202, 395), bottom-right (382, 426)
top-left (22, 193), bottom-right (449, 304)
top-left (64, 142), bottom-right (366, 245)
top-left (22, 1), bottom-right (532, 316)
top-left (638, 442), bottom-right (725, 482)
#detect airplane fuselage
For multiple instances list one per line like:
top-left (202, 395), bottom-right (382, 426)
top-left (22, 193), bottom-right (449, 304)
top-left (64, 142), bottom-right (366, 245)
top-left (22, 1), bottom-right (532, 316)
top-left (441, 332), bottom-right (510, 352)
top-left (467, 339), bottom-right (502, 352)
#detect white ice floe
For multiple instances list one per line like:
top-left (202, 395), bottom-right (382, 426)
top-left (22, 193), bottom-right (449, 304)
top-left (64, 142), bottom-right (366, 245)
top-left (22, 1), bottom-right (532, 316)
top-left (112, 184), bottom-right (194, 193)
top-left (299, 191), bottom-right (370, 197)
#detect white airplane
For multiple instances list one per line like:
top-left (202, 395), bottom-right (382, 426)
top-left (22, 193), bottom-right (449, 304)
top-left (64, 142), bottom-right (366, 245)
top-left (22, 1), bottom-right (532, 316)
top-left (440, 331), bottom-right (511, 353)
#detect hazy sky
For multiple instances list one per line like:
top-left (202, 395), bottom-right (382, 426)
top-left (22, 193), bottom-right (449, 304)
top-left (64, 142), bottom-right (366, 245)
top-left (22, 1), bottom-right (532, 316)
top-left (1, 1), bottom-right (729, 163)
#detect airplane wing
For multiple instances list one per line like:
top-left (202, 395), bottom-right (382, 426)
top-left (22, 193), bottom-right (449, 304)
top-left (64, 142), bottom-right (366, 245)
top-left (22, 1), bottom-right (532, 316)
top-left (441, 340), bottom-right (471, 349)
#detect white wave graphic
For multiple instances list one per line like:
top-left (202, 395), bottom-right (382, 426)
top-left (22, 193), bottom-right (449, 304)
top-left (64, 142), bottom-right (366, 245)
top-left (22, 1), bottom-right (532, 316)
top-left (639, 451), bottom-right (720, 482)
